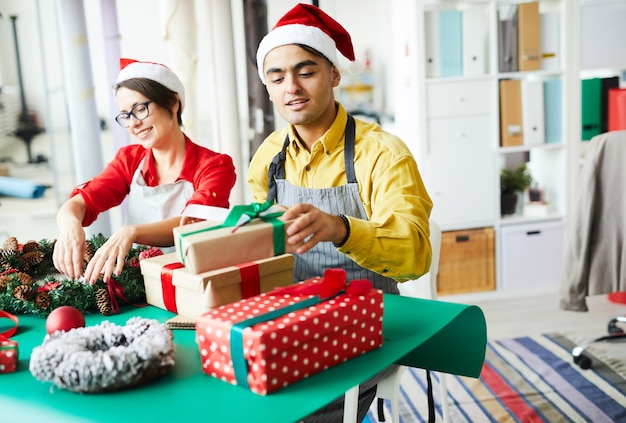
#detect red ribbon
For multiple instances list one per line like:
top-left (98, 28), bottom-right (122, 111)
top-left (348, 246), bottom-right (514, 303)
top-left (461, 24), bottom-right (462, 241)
top-left (272, 268), bottom-right (373, 299)
top-left (0, 310), bottom-right (18, 339)
top-left (236, 262), bottom-right (261, 299)
top-left (160, 262), bottom-right (185, 313)
top-left (106, 278), bottom-right (136, 314)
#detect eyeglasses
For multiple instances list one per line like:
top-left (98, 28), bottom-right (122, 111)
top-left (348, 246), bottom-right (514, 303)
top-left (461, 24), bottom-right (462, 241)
top-left (115, 101), bottom-right (152, 128)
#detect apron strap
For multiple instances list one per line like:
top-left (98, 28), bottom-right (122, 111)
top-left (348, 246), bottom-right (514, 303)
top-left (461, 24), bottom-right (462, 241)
top-left (344, 115), bottom-right (356, 184)
top-left (267, 137), bottom-right (290, 204)
top-left (267, 115), bottom-right (357, 203)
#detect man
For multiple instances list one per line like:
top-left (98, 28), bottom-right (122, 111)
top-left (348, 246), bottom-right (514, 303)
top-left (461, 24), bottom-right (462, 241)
top-left (247, 3), bottom-right (433, 421)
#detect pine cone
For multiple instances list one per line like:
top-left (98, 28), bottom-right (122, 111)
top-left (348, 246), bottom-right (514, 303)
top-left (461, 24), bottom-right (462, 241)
top-left (95, 288), bottom-right (112, 316)
top-left (1, 249), bottom-right (17, 269)
top-left (84, 242), bottom-right (95, 263)
top-left (21, 241), bottom-right (40, 254)
top-left (14, 271), bottom-right (33, 285)
top-left (13, 284), bottom-right (36, 301)
top-left (18, 251), bottom-right (44, 271)
top-left (3, 236), bottom-right (18, 253)
top-left (34, 292), bottom-right (51, 310)
top-left (0, 275), bottom-right (12, 290)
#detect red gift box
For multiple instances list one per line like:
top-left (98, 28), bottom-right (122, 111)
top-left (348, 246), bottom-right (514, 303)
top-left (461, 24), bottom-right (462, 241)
top-left (0, 311), bottom-right (19, 374)
top-left (0, 336), bottom-right (18, 373)
top-left (195, 270), bottom-right (383, 395)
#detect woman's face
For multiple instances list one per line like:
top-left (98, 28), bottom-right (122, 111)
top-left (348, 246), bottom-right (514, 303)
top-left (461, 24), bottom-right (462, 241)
top-left (115, 86), bottom-right (178, 149)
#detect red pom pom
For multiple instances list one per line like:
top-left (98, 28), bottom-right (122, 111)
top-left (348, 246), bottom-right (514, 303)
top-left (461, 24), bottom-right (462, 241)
top-left (139, 247), bottom-right (164, 261)
top-left (46, 306), bottom-right (85, 335)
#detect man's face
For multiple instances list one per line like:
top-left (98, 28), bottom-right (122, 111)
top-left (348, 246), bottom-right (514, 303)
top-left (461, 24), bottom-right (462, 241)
top-left (263, 44), bottom-right (340, 128)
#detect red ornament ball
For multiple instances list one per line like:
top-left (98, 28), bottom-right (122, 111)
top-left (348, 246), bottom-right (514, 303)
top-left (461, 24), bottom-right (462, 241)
top-left (46, 306), bottom-right (86, 335)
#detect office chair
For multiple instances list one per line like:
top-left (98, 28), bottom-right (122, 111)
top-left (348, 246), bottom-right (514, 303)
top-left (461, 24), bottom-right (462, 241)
top-left (572, 316), bottom-right (626, 369)
top-left (373, 220), bottom-right (450, 423)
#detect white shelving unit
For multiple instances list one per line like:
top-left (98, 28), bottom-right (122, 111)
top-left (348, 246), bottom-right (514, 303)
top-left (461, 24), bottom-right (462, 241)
top-left (391, 0), bottom-right (578, 293)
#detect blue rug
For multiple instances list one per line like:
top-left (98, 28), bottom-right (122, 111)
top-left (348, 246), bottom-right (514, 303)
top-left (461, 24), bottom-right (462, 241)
top-left (367, 333), bottom-right (626, 422)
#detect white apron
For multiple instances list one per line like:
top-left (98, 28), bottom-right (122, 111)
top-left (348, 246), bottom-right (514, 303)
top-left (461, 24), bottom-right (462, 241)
top-left (126, 160), bottom-right (194, 251)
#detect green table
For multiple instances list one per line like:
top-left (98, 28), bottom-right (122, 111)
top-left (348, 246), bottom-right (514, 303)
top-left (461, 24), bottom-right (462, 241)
top-left (0, 295), bottom-right (486, 423)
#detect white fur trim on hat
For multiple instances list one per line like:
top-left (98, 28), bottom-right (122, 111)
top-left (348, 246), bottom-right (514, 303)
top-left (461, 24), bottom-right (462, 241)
top-left (256, 24), bottom-right (338, 84)
top-left (115, 61), bottom-right (185, 112)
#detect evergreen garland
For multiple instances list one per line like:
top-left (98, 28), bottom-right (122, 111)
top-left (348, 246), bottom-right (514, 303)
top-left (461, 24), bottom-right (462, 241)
top-left (0, 234), bottom-right (152, 317)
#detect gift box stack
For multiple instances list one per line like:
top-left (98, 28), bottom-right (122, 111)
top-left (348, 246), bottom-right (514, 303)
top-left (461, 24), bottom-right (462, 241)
top-left (140, 203), bottom-right (295, 319)
top-left (196, 269), bottom-right (384, 395)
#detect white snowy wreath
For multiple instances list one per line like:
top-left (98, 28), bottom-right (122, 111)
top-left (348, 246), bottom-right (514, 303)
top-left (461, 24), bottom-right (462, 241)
top-left (29, 317), bottom-right (175, 393)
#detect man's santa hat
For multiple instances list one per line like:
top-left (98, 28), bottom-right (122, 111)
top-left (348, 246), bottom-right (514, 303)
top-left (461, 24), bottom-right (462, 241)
top-left (114, 58), bottom-right (185, 111)
top-left (256, 3), bottom-right (360, 84)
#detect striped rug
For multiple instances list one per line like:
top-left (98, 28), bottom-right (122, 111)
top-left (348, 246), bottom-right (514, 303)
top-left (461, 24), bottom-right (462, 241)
top-left (366, 333), bottom-right (626, 422)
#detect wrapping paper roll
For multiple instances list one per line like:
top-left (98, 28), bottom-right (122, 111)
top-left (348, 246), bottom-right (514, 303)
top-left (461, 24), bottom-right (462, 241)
top-left (0, 176), bottom-right (47, 199)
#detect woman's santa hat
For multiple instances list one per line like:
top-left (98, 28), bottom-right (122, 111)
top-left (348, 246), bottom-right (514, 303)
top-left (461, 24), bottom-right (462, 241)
top-left (114, 58), bottom-right (186, 111)
top-left (256, 3), bottom-right (361, 84)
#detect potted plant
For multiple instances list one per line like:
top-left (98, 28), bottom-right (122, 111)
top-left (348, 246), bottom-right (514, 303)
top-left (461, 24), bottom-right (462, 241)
top-left (500, 164), bottom-right (532, 215)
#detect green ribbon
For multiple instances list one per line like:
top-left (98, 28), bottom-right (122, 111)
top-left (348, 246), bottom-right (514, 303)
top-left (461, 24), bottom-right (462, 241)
top-left (230, 296), bottom-right (322, 389)
top-left (177, 201), bottom-right (285, 265)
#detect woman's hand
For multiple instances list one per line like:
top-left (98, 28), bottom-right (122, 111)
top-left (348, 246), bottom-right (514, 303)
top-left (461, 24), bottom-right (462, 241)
top-left (53, 222), bottom-right (87, 280)
top-left (83, 227), bottom-right (135, 284)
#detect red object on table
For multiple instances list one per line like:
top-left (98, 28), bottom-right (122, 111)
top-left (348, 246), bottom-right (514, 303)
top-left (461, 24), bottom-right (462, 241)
top-left (608, 291), bottom-right (626, 304)
top-left (0, 310), bottom-right (19, 373)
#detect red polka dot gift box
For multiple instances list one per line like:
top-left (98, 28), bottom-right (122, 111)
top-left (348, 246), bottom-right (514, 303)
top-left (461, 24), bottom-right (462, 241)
top-left (0, 311), bottom-right (19, 373)
top-left (195, 269), bottom-right (384, 395)
top-left (0, 336), bottom-right (18, 373)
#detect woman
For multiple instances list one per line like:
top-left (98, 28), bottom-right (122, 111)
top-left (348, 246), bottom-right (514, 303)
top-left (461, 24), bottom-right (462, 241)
top-left (53, 58), bottom-right (236, 284)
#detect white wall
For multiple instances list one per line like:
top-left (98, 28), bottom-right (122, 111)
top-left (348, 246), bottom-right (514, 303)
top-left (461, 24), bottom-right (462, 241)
top-left (0, 0), bottom-right (395, 138)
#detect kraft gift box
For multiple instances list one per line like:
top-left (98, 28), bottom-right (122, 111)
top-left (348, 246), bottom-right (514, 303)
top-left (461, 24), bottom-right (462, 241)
top-left (140, 252), bottom-right (295, 319)
top-left (173, 215), bottom-right (294, 275)
top-left (195, 272), bottom-right (383, 395)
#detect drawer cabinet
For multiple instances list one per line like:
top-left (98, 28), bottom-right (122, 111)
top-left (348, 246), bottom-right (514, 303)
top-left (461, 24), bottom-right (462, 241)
top-left (499, 221), bottom-right (565, 292)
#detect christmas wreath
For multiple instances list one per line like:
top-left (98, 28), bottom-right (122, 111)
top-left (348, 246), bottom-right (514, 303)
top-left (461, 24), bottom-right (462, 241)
top-left (0, 234), bottom-right (160, 317)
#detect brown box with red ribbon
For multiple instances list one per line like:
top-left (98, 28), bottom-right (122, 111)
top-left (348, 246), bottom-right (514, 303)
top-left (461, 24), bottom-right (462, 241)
top-left (140, 252), bottom-right (295, 319)
top-left (195, 270), bottom-right (383, 395)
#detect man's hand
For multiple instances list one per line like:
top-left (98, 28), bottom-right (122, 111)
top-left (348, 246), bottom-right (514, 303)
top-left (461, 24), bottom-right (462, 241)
top-left (281, 203), bottom-right (348, 254)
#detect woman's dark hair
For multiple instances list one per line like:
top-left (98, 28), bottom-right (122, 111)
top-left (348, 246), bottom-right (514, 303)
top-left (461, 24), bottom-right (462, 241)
top-left (115, 78), bottom-right (183, 126)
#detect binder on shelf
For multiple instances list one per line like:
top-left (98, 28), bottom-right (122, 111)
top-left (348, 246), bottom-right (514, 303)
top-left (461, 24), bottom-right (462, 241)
top-left (499, 79), bottom-right (524, 147)
top-left (438, 10), bottom-right (463, 77)
top-left (498, 5), bottom-right (518, 72)
top-left (608, 87), bottom-right (626, 131)
top-left (462, 7), bottom-right (487, 76)
top-left (518, 1), bottom-right (541, 72)
top-left (543, 79), bottom-right (562, 144)
top-left (601, 76), bottom-right (620, 133)
top-left (581, 78), bottom-right (602, 141)
top-left (521, 79), bottom-right (545, 146)
top-left (424, 10), bottom-right (440, 78)
top-left (540, 12), bottom-right (560, 71)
